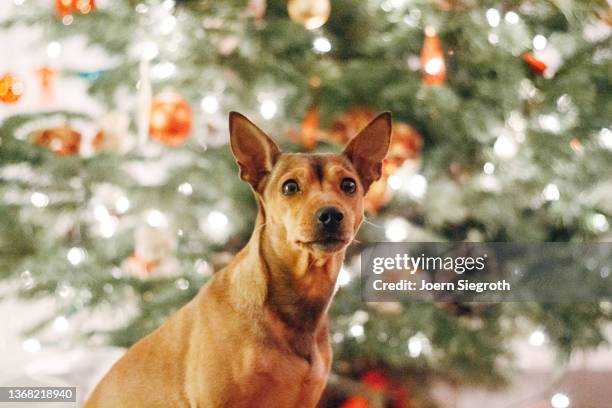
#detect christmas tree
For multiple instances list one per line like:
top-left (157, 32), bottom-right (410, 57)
top-left (1, 0), bottom-right (611, 406)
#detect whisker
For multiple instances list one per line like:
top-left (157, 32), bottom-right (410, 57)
top-left (362, 217), bottom-right (384, 229)
top-left (252, 222), bottom-right (267, 234)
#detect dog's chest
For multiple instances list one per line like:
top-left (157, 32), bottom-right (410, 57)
top-left (229, 341), bottom-right (330, 408)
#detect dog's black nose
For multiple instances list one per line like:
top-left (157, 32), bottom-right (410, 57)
top-left (316, 206), bottom-right (344, 231)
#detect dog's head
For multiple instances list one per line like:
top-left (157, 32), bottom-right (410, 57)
top-left (229, 112), bottom-right (391, 255)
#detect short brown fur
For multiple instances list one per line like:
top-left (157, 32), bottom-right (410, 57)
top-left (85, 112), bottom-right (391, 408)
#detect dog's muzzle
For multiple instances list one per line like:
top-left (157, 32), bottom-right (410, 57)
top-left (307, 206), bottom-right (348, 252)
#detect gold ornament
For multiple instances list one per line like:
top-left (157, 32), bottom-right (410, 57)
top-left (0, 73), bottom-right (24, 104)
top-left (287, 0), bottom-right (331, 30)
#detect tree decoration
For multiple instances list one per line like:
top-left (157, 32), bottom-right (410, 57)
top-left (523, 52), bottom-right (547, 75)
top-left (287, 0), bottom-right (331, 30)
top-left (340, 396), bottom-right (372, 408)
top-left (33, 127), bottom-right (81, 156)
top-left (75, 0), bottom-right (95, 14)
top-left (93, 112), bottom-right (133, 154)
top-left (328, 108), bottom-right (423, 213)
top-left (362, 370), bottom-right (410, 408)
top-left (433, 0), bottom-right (467, 10)
top-left (289, 105), bottom-right (321, 149)
top-left (0, 72), bottom-right (24, 104)
top-left (524, 45), bottom-right (562, 78)
top-left (420, 27), bottom-right (446, 86)
top-left (55, 0), bottom-right (74, 16)
top-left (365, 122), bottom-right (423, 214)
top-left (361, 370), bottom-right (391, 391)
top-left (35, 66), bottom-right (59, 106)
top-left (121, 226), bottom-right (180, 279)
top-left (149, 91), bottom-right (193, 146)
top-left (384, 122), bottom-right (423, 175)
top-left (55, 0), bottom-right (95, 16)
top-left (247, 0), bottom-right (266, 20)
top-left (365, 176), bottom-right (392, 214)
top-left (570, 138), bottom-right (583, 154)
top-left (329, 108), bottom-right (423, 172)
top-left (340, 370), bottom-right (410, 408)
top-left (328, 108), bottom-right (380, 145)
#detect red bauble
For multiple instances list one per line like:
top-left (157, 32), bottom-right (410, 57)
top-left (149, 92), bottom-right (193, 146)
top-left (55, 0), bottom-right (74, 16)
top-left (340, 396), bottom-right (372, 408)
top-left (523, 52), bottom-right (547, 75)
top-left (365, 176), bottom-right (392, 214)
top-left (0, 73), bottom-right (24, 104)
top-left (329, 108), bottom-right (378, 145)
top-left (74, 0), bottom-right (95, 14)
top-left (33, 127), bottom-right (81, 156)
top-left (361, 369), bottom-right (391, 391)
top-left (384, 122), bottom-right (423, 176)
top-left (55, 0), bottom-right (95, 16)
top-left (329, 108), bottom-right (423, 213)
top-left (289, 105), bottom-right (322, 149)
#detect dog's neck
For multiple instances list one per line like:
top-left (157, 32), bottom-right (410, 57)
top-left (247, 202), bottom-right (343, 360)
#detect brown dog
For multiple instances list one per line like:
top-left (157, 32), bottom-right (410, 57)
top-left (85, 112), bottom-right (391, 408)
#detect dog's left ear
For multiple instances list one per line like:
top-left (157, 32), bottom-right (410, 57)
top-left (229, 112), bottom-right (281, 192)
top-left (343, 112), bottom-right (392, 192)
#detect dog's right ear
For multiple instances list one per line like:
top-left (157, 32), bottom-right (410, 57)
top-left (229, 112), bottom-right (281, 191)
top-left (343, 112), bottom-right (392, 192)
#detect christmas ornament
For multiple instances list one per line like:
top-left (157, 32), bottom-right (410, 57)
top-left (384, 122), bottom-right (423, 175)
top-left (433, 0), bottom-right (467, 10)
top-left (33, 127), bottom-right (81, 156)
top-left (420, 28), bottom-right (446, 85)
top-left (365, 176), bottom-right (392, 214)
top-left (0, 72), bottom-right (24, 104)
top-left (529, 45), bottom-right (562, 78)
top-left (287, 0), bottom-right (331, 30)
top-left (55, 0), bottom-right (74, 16)
top-left (329, 108), bottom-right (423, 213)
top-left (361, 369), bottom-right (410, 408)
top-left (121, 226), bottom-right (179, 279)
top-left (290, 105), bottom-right (321, 149)
top-left (340, 396), bottom-right (372, 408)
top-left (569, 138), bottom-right (583, 154)
top-left (329, 109), bottom-right (423, 165)
top-left (149, 92), bottom-right (193, 146)
top-left (217, 35), bottom-right (241, 56)
top-left (74, 0), bottom-right (95, 14)
top-left (93, 112), bottom-right (133, 153)
top-left (137, 58), bottom-right (152, 146)
top-left (248, 0), bottom-right (266, 20)
top-left (370, 301), bottom-right (403, 314)
top-left (329, 108), bottom-right (380, 145)
top-left (35, 66), bottom-right (59, 106)
top-left (55, 0), bottom-right (95, 16)
top-left (361, 370), bottom-right (391, 391)
top-left (522, 52), bottom-right (546, 75)
top-left (309, 75), bottom-right (322, 88)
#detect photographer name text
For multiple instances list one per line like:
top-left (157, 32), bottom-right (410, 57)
top-left (372, 279), bottom-right (511, 292)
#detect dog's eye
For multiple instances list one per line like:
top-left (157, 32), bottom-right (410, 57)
top-left (340, 178), bottom-right (357, 194)
top-left (282, 179), bottom-right (300, 196)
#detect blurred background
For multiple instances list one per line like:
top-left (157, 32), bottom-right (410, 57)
top-left (1, 0), bottom-right (611, 407)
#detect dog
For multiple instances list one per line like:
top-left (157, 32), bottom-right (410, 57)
top-left (85, 111), bottom-right (391, 407)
